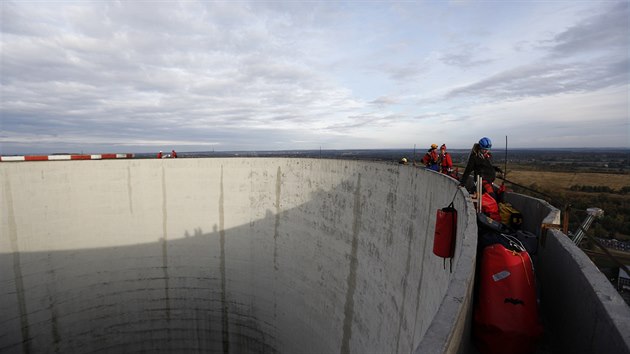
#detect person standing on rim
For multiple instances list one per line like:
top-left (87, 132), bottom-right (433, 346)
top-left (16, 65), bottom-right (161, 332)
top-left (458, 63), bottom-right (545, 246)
top-left (460, 137), bottom-right (503, 198)
top-left (421, 144), bottom-right (440, 171)
top-left (438, 144), bottom-right (453, 176)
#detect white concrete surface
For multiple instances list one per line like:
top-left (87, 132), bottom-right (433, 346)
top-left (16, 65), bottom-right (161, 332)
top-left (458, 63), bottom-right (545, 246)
top-left (1, 158), bottom-right (477, 353)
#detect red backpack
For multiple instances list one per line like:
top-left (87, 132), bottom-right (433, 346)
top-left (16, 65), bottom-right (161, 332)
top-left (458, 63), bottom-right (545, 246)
top-left (482, 193), bottom-right (501, 222)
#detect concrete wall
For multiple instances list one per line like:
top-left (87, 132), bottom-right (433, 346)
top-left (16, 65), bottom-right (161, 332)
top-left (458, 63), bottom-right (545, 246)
top-left (504, 193), bottom-right (561, 238)
top-left (505, 192), bottom-right (630, 354)
top-left (1, 158), bottom-right (477, 354)
top-left (538, 229), bottom-right (630, 354)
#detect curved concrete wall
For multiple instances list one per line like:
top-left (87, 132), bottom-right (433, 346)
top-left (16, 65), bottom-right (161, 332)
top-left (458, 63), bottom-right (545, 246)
top-left (1, 158), bottom-right (477, 353)
top-left (505, 193), bottom-right (630, 354)
top-left (539, 229), bottom-right (630, 354)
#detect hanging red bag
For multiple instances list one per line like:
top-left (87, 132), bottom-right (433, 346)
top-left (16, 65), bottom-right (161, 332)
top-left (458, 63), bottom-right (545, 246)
top-left (433, 202), bottom-right (457, 259)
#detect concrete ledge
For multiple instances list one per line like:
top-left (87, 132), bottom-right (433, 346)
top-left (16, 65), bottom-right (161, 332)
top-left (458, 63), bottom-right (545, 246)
top-left (0, 153), bottom-right (134, 162)
top-left (504, 193), bottom-right (561, 237)
top-left (506, 191), bottom-right (630, 354)
top-left (538, 229), bottom-right (630, 354)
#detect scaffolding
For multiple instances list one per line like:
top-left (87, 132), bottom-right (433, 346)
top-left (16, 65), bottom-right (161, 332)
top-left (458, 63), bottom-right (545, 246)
top-left (571, 207), bottom-right (604, 246)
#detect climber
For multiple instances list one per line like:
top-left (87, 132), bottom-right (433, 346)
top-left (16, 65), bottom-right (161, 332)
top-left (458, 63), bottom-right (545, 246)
top-left (460, 137), bottom-right (503, 199)
top-left (421, 144), bottom-right (439, 171)
top-left (438, 144), bottom-right (453, 176)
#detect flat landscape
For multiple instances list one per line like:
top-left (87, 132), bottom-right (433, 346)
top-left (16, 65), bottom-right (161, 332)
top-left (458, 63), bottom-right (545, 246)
top-left (506, 170), bottom-right (630, 192)
top-left (478, 149), bottom-right (629, 241)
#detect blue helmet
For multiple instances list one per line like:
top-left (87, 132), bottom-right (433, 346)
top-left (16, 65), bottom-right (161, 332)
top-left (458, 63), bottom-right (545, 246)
top-left (479, 137), bottom-right (492, 149)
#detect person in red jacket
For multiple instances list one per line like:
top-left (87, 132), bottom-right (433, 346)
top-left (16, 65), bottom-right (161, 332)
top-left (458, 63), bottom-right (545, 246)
top-left (171, 150), bottom-right (177, 158)
top-left (438, 144), bottom-right (453, 175)
top-left (421, 144), bottom-right (439, 171)
top-left (157, 151), bottom-right (163, 159)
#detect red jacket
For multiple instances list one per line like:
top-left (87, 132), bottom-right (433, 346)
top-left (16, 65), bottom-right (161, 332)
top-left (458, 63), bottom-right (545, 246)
top-left (422, 149), bottom-right (438, 167)
top-left (482, 193), bottom-right (501, 222)
top-left (439, 152), bottom-right (453, 173)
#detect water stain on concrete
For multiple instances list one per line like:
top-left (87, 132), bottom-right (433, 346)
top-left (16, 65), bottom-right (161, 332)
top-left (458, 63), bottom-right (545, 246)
top-left (161, 166), bottom-right (171, 341)
top-left (127, 166), bottom-right (133, 214)
top-left (411, 184), bottom-right (432, 346)
top-left (45, 253), bottom-right (61, 354)
top-left (386, 189), bottom-right (397, 247)
top-left (274, 166), bottom-right (281, 272)
top-left (219, 165), bottom-right (230, 354)
top-left (395, 225), bottom-right (415, 353)
top-left (273, 166), bottom-right (282, 328)
top-left (4, 171), bottom-right (31, 354)
top-left (340, 173), bottom-right (362, 354)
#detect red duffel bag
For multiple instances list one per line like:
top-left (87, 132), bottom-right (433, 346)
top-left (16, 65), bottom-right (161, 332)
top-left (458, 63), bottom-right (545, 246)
top-left (433, 202), bottom-right (457, 259)
top-left (474, 241), bottom-right (543, 354)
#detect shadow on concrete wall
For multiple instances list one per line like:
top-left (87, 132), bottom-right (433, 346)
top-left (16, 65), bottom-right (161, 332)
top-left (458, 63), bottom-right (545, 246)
top-left (1, 162), bottom-right (469, 354)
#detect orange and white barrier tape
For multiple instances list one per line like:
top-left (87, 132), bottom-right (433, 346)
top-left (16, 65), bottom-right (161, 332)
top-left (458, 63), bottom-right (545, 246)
top-left (0, 153), bottom-right (134, 162)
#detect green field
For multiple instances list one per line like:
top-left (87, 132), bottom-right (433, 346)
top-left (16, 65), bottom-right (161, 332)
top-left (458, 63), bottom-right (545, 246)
top-left (507, 170), bottom-right (630, 191)
top-left (503, 169), bottom-right (630, 239)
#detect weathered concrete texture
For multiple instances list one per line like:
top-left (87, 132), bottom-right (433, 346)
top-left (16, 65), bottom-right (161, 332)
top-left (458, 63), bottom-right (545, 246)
top-left (506, 193), bottom-right (630, 354)
top-left (537, 229), bottom-right (630, 354)
top-left (1, 158), bottom-right (476, 354)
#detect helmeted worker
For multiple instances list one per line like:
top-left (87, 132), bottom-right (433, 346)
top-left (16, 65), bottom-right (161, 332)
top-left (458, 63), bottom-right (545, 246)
top-left (438, 144), bottom-right (453, 175)
top-left (421, 144), bottom-right (439, 171)
top-left (460, 137), bottom-right (503, 197)
top-left (157, 151), bottom-right (163, 159)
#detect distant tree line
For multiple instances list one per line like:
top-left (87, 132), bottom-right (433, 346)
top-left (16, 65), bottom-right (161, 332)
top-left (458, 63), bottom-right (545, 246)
top-left (490, 149), bottom-right (629, 241)
top-left (510, 183), bottom-right (630, 239)
top-left (569, 185), bottom-right (630, 194)
top-left (562, 192), bottom-right (629, 239)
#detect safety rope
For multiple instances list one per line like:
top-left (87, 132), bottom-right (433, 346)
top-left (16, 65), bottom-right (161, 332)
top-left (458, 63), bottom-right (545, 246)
top-left (508, 249), bottom-right (532, 286)
top-left (518, 252), bottom-right (532, 286)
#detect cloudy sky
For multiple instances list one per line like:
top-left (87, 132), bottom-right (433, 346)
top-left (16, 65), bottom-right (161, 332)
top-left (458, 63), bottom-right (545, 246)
top-left (1, 1), bottom-right (628, 154)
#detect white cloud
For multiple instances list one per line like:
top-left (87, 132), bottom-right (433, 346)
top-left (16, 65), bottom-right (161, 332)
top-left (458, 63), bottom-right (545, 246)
top-left (460, 86), bottom-right (628, 148)
top-left (1, 1), bottom-right (628, 154)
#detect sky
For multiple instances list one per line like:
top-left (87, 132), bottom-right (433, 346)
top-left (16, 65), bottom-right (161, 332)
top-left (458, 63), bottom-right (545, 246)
top-left (1, 1), bottom-right (628, 154)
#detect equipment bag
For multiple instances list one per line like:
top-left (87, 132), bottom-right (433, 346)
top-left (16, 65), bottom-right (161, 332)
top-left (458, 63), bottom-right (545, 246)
top-left (499, 202), bottom-right (523, 229)
top-left (482, 193), bottom-right (501, 222)
top-left (433, 202), bottom-right (457, 271)
top-left (474, 243), bottom-right (543, 354)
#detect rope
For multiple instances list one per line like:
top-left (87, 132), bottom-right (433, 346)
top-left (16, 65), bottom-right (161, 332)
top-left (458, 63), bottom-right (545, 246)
top-left (517, 252), bottom-right (532, 286)
top-left (450, 188), bottom-right (458, 205)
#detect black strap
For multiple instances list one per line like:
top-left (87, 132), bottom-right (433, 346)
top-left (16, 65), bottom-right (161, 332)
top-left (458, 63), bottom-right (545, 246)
top-left (445, 200), bottom-right (457, 273)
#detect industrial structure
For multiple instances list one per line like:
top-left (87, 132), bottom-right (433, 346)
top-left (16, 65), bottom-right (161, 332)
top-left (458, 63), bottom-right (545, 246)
top-left (1, 158), bottom-right (628, 353)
